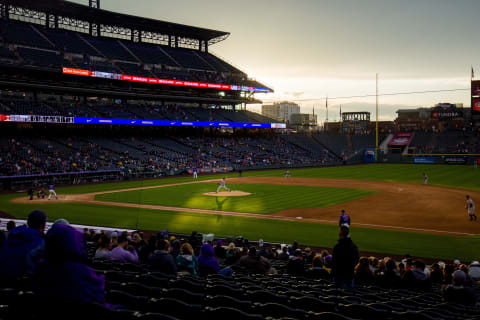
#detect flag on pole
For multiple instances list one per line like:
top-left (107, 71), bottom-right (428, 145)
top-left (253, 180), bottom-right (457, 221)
top-left (340, 105), bottom-right (342, 119)
top-left (472, 66), bottom-right (475, 79)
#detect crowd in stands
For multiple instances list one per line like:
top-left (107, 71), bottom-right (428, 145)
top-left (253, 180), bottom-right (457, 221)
top-left (0, 133), bottom-right (331, 180)
top-left (0, 210), bottom-right (479, 319)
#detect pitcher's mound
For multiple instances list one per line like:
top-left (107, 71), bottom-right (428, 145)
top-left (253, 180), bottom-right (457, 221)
top-left (203, 191), bottom-right (252, 197)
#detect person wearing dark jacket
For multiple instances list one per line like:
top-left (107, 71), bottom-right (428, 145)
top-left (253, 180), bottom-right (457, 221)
top-left (148, 240), bottom-right (177, 275)
top-left (239, 247), bottom-right (271, 274)
top-left (443, 270), bottom-right (477, 306)
top-left (332, 226), bottom-right (359, 289)
top-left (0, 210), bottom-right (47, 279)
top-left (287, 249), bottom-right (306, 275)
top-left (214, 240), bottom-right (226, 259)
top-left (33, 224), bottom-right (105, 303)
top-left (376, 258), bottom-right (401, 288)
top-left (402, 260), bottom-right (430, 289)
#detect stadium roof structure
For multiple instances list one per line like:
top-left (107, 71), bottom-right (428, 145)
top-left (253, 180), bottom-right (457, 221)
top-left (0, 0), bottom-right (230, 46)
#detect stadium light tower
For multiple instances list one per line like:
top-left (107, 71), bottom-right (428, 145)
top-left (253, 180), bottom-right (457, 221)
top-left (89, 0), bottom-right (100, 9)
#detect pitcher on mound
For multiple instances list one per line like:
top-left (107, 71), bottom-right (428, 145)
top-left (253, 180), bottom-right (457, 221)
top-left (216, 177), bottom-right (231, 193)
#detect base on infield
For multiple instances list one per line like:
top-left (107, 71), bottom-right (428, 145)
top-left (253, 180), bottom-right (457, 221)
top-left (203, 191), bottom-right (252, 197)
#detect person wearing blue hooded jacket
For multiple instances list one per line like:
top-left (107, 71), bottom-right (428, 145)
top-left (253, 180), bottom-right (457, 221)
top-left (33, 223), bottom-right (105, 303)
top-left (198, 243), bottom-right (232, 277)
top-left (0, 210), bottom-right (47, 279)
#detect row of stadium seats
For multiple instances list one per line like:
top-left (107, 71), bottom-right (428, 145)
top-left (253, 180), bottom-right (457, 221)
top-left (1, 220), bottom-right (479, 319)
top-left (0, 20), bottom-right (248, 85)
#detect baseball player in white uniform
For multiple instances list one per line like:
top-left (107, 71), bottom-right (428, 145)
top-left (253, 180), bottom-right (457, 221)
top-left (216, 177), bottom-right (231, 193)
top-left (48, 184), bottom-right (58, 200)
top-left (466, 195), bottom-right (477, 221)
top-left (193, 168), bottom-right (198, 179)
top-left (423, 173), bottom-right (428, 185)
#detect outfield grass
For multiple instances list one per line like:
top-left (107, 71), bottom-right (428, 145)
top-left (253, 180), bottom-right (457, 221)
top-left (95, 183), bottom-right (375, 214)
top-left (2, 164), bottom-right (480, 261)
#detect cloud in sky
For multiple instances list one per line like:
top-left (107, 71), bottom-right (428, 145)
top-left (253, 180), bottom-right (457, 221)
top-left (68, 0), bottom-right (480, 119)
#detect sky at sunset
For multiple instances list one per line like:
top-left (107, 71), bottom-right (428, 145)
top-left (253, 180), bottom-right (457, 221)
top-left (70, 0), bottom-right (480, 121)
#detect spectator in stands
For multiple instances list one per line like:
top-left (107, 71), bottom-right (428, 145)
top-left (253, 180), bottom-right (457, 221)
top-left (443, 264), bottom-right (456, 285)
top-left (402, 260), bottom-right (430, 289)
top-left (278, 245), bottom-right (289, 261)
top-left (176, 243), bottom-right (198, 275)
top-left (198, 243), bottom-right (220, 276)
top-left (355, 257), bottom-right (375, 284)
top-left (239, 247), bottom-right (271, 274)
top-left (442, 270), bottom-right (477, 306)
top-left (110, 235), bottom-right (138, 264)
top-left (468, 261), bottom-right (480, 281)
top-left (0, 210), bottom-right (47, 278)
top-left (225, 242), bottom-right (241, 265)
top-left (5, 220), bottom-right (16, 237)
top-left (214, 240), bottom-right (226, 259)
top-left (376, 258), bottom-right (401, 288)
top-left (430, 263), bottom-right (444, 284)
top-left (258, 243), bottom-right (272, 259)
top-left (188, 231), bottom-right (202, 255)
top-left (138, 235), bottom-right (156, 263)
top-left (170, 237), bottom-right (181, 259)
top-left (287, 249), bottom-right (306, 276)
top-left (331, 225), bottom-right (359, 289)
top-left (306, 255), bottom-right (331, 279)
top-left (148, 239), bottom-right (176, 275)
top-left (304, 247), bottom-right (315, 265)
top-left (94, 235), bottom-right (111, 260)
top-left (33, 224), bottom-right (105, 303)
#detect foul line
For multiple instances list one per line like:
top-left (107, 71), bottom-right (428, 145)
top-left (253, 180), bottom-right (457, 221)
top-left (82, 199), bottom-right (478, 236)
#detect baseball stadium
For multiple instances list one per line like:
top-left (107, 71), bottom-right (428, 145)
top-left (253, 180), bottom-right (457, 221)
top-left (1, 1), bottom-right (480, 319)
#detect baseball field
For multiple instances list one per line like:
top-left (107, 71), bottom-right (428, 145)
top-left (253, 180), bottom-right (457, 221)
top-left (3, 164), bottom-right (480, 262)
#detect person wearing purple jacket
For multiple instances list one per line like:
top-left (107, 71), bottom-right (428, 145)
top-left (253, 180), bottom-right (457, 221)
top-left (110, 235), bottom-right (138, 263)
top-left (33, 224), bottom-right (105, 303)
top-left (339, 209), bottom-right (351, 227)
top-left (198, 243), bottom-right (220, 276)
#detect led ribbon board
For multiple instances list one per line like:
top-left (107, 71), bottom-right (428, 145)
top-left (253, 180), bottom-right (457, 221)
top-left (62, 67), bottom-right (271, 93)
top-left (0, 114), bottom-right (286, 129)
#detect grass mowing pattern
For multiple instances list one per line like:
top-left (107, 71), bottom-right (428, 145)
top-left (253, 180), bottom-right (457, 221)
top-left (2, 164), bottom-right (480, 261)
top-left (95, 183), bottom-right (375, 214)
top-left (247, 164), bottom-right (480, 191)
top-left (1, 195), bottom-right (478, 261)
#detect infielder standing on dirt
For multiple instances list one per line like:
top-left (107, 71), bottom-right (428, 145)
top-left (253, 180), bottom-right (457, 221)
top-left (193, 167), bottom-right (198, 179)
top-left (466, 195), bottom-right (477, 221)
top-left (422, 173), bottom-right (428, 185)
top-left (216, 177), bottom-right (231, 193)
top-left (48, 184), bottom-right (58, 200)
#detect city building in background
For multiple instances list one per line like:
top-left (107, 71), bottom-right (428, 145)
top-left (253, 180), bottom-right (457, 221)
top-left (262, 101), bottom-right (300, 122)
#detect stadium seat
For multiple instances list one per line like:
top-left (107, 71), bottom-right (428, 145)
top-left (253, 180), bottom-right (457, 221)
top-left (205, 294), bottom-right (252, 310)
top-left (170, 278), bottom-right (205, 294)
top-left (204, 306), bottom-right (264, 320)
top-left (307, 312), bottom-right (357, 320)
top-left (147, 298), bottom-right (202, 319)
top-left (289, 296), bottom-right (336, 313)
top-left (252, 302), bottom-right (306, 319)
top-left (162, 288), bottom-right (204, 304)
top-left (245, 290), bottom-right (289, 304)
top-left (105, 290), bottom-right (150, 311)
